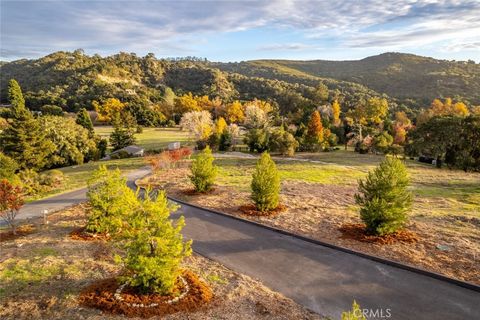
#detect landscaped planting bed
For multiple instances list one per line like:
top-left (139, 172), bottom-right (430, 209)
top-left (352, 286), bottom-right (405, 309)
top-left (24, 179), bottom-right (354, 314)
top-left (139, 152), bottom-right (480, 285)
top-left (0, 204), bottom-right (322, 320)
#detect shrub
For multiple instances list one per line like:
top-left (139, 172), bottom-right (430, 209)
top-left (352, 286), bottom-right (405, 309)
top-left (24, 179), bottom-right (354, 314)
top-left (116, 190), bottom-right (192, 295)
top-left (251, 152), bottom-right (280, 211)
top-left (0, 179), bottom-right (24, 235)
top-left (17, 169), bottom-right (42, 195)
top-left (219, 131), bottom-right (232, 151)
top-left (355, 157), bottom-right (413, 236)
top-left (39, 170), bottom-right (64, 188)
top-left (0, 153), bottom-right (18, 181)
top-left (110, 150), bottom-right (131, 159)
top-left (342, 301), bottom-right (366, 320)
top-left (40, 105), bottom-right (64, 116)
top-left (269, 128), bottom-right (298, 156)
top-left (189, 146), bottom-right (217, 193)
top-left (244, 128), bottom-right (269, 153)
top-left (86, 165), bottom-right (138, 234)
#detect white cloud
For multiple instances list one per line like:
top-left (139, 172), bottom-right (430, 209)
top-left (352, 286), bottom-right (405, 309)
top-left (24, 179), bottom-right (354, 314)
top-left (1, 0), bottom-right (479, 60)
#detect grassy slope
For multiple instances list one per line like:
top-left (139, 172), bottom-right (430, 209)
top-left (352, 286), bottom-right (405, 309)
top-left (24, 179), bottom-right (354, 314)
top-left (94, 126), bottom-right (193, 151)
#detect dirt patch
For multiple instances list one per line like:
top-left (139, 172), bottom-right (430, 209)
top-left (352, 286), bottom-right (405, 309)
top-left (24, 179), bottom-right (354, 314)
top-left (142, 168), bottom-right (480, 285)
top-left (79, 270), bottom-right (212, 318)
top-left (239, 204), bottom-right (287, 217)
top-left (69, 227), bottom-right (110, 241)
top-left (338, 223), bottom-right (419, 245)
top-left (0, 224), bottom-right (36, 242)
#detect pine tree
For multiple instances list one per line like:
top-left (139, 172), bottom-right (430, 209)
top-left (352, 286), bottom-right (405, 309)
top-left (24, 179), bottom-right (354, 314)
top-left (76, 108), bottom-right (94, 133)
top-left (7, 79), bottom-right (25, 112)
top-left (118, 190), bottom-right (192, 294)
top-left (86, 165), bottom-right (138, 234)
top-left (189, 146), bottom-right (217, 192)
top-left (251, 152), bottom-right (280, 211)
top-left (0, 79), bottom-right (54, 170)
top-left (355, 157), bottom-right (413, 236)
top-left (109, 115), bottom-right (137, 151)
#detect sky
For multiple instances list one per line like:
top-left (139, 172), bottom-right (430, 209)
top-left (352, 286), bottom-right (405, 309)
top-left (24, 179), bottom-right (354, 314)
top-left (1, 0), bottom-right (479, 62)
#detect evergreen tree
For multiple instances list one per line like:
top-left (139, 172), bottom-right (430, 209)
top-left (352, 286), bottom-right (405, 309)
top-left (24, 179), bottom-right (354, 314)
top-left (355, 157), bottom-right (413, 236)
top-left (189, 146), bottom-right (217, 192)
top-left (76, 108), bottom-right (94, 133)
top-left (0, 79), bottom-right (54, 170)
top-left (118, 190), bottom-right (192, 294)
top-left (109, 114), bottom-right (137, 151)
top-left (86, 165), bottom-right (138, 234)
top-left (251, 152), bottom-right (280, 211)
top-left (7, 79), bottom-right (25, 112)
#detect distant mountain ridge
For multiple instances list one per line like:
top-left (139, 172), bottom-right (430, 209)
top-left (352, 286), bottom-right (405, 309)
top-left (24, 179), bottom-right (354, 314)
top-left (214, 52), bottom-right (480, 105)
top-left (0, 51), bottom-right (478, 116)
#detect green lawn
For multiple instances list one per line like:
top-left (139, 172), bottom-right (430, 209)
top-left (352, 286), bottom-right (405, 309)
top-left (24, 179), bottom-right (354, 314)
top-left (27, 157), bottom-right (146, 202)
top-left (94, 126), bottom-right (193, 151)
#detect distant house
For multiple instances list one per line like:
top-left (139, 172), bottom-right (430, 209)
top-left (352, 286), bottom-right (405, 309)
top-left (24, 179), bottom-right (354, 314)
top-left (105, 145), bottom-right (145, 160)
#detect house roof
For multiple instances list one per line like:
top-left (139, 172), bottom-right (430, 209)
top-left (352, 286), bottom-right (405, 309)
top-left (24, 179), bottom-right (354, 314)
top-left (111, 145), bottom-right (144, 154)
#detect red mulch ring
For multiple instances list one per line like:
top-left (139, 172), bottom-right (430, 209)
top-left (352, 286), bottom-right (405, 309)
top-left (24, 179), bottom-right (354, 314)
top-left (79, 270), bottom-right (213, 318)
top-left (338, 223), bottom-right (419, 245)
top-left (239, 204), bottom-right (287, 217)
top-left (0, 224), bottom-right (36, 242)
top-left (69, 227), bottom-right (110, 241)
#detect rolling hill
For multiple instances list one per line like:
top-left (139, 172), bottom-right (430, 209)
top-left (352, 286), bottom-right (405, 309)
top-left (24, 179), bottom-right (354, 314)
top-left (214, 52), bottom-right (480, 105)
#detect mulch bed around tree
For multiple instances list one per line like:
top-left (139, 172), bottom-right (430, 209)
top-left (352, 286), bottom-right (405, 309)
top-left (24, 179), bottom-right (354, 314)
top-left (338, 223), bottom-right (419, 245)
top-left (69, 226), bottom-right (110, 241)
top-left (79, 270), bottom-right (213, 318)
top-left (0, 224), bottom-right (36, 242)
top-left (239, 204), bottom-right (287, 217)
top-left (181, 188), bottom-right (216, 196)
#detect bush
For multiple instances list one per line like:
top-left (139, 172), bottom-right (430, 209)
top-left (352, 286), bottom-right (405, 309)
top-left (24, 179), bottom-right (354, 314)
top-left (39, 169), bottom-right (64, 188)
top-left (251, 152), bottom-right (280, 211)
top-left (189, 146), bottom-right (217, 193)
top-left (86, 166), bottom-right (138, 234)
top-left (110, 150), bottom-right (131, 159)
top-left (269, 128), bottom-right (298, 156)
top-left (116, 190), bottom-right (192, 295)
top-left (219, 131), bottom-right (232, 151)
top-left (0, 179), bottom-right (24, 235)
top-left (17, 169), bottom-right (42, 195)
top-left (355, 157), bottom-right (413, 236)
top-left (0, 153), bottom-right (18, 181)
top-left (40, 105), bottom-right (64, 116)
top-left (244, 128), bottom-right (269, 153)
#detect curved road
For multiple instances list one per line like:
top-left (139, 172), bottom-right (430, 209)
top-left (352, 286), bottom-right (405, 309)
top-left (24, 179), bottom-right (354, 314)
top-left (11, 168), bottom-right (479, 319)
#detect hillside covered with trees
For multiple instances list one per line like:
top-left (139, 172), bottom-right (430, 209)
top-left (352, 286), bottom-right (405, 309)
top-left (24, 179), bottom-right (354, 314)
top-left (0, 50), bottom-right (398, 117)
top-left (215, 52), bottom-right (480, 106)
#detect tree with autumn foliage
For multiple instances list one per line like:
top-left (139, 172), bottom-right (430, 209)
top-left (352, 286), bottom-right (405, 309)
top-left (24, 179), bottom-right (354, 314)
top-left (174, 93), bottom-right (201, 114)
top-left (0, 179), bottom-right (24, 235)
top-left (304, 110), bottom-right (324, 151)
top-left (332, 100), bottom-right (341, 127)
top-left (93, 98), bottom-right (126, 123)
top-left (417, 98), bottom-right (470, 125)
top-left (225, 100), bottom-right (245, 123)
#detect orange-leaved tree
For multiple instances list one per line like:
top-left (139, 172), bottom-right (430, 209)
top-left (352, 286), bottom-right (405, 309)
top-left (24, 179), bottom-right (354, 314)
top-left (0, 179), bottom-right (24, 235)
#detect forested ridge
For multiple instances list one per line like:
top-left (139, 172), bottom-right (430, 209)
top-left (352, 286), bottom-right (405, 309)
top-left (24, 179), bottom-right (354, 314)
top-left (215, 52), bottom-right (480, 106)
top-left (0, 50), bottom-right (422, 116)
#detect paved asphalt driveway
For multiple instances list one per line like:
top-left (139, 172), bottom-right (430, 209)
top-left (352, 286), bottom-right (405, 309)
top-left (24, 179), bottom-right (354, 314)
top-left (9, 167), bottom-right (479, 319)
